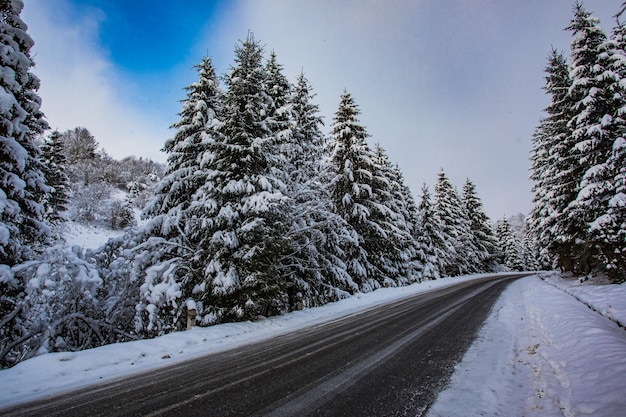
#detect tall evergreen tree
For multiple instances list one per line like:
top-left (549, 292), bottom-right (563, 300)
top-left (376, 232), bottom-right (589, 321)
top-left (0, 0), bottom-right (50, 370)
top-left (265, 50), bottom-right (293, 151)
top-left (528, 4), bottom-right (626, 281)
top-left (433, 169), bottom-right (475, 276)
top-left (327, 91), bottom-right (383, 290)
top-left (577, 21), bottom-right (626, 280)
top-left (528, 49), bottom-right (572, 269)
top-left (134, 56), bottom-right (224, 334)
top-left (0, 0), bottom-right (49, 265)
top-left (40, 130), bottom-right (70, 225)
top-left (280, 72), bottom-right (359, 302)
top-left (192, 34), bottom-right (292, 322)
top-left (143, 56), bottom-right (223, 221)
top-left (393, 164), bottom-right (428, 281)
top-left (496, 218), bottom-right (525, 271)
top-left (372, 144), bottom-right (421, 284)
top-left (558, 3), bottom-right (608, 274)
top-left (462, 178), bottom-right (497, 272)
top-left (290, 72), bottom-right (328, 179)
top-left (416, 183), bottom-right (444, 280)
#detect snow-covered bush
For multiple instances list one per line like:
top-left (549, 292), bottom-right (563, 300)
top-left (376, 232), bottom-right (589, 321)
top-left (68, 182), bottom-right (113, 225)
top-left (1, 246), bottom-right (105, 367)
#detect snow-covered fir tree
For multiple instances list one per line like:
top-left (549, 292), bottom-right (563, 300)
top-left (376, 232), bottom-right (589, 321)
top-left (0, 0), bottom-right (51, 369)
top-left (289, 72), bottom-right (329, 180)
top-left (135, 56), bottom-right (224, 334)
top-left (392, 164), bottom-right (429, 281)
top-left (372, 144), bottom-right (422, 284)
top-left (191, 35), bottom-right (292, 322)
top-left (40, 130), bottom-right (70, 225)
top-left (330, 92), bottom-right (420, 291)
top-left (279, 72), bottom-right (359, 303)
top-left (528, 49), bottom-right (572, 270)
top-left (144, 56), bottom-right (222, 220)
top-left (433, 169), bottom-right (476, 276)
top-left (415, 183), bottom-right (444, 280)
top-left (576, 22), bottom-right (626, 280)
top-left (327, 91), bottom-right (388, 290)
top-left (559, 3), bottom-right (608, 274)
top-left (521, 226), bottom-right (541, 271)
top-left (265, 50), bottom-right (293, 156)
top-left (462, 179), bottom-right (497, 272)
top-left (496, 217), bottom-right (525, 271)
top-left (529, 4), bottom-right (626, 281)
top-left (0, 0), bottom-right (49, 265)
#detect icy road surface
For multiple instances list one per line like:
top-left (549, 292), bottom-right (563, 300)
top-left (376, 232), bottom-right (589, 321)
top-left (2, 274), bottom-right (521, 416)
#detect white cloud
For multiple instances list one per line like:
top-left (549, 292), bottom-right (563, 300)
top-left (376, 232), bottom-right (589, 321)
top-left (22, 0), bottom-right (169, 162)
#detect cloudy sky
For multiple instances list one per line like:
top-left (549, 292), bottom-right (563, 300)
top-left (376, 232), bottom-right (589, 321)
top-left (22, 0), bottom-right (620, 219)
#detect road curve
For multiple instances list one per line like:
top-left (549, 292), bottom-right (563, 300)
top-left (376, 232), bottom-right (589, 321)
top-left (3, 274), bottom-right (526, 417)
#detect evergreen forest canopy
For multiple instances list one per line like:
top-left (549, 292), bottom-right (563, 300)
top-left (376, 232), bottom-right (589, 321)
top-left (2, 0), bottom-right (620, 369)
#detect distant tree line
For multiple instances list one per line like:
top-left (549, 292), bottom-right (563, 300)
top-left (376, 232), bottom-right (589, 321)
top-left (529, 2), bottom-right (626, 282)
top-left (1, 2), bottom-right (533, 368)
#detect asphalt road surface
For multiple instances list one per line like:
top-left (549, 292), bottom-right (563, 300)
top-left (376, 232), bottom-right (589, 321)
top-left (3, 274), bottom-right (526, 417)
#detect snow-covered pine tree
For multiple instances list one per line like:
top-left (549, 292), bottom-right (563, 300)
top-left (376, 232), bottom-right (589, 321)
top-left (0, 0), bottom-right (49, 266)
top-left (521, 226), bottom-right (541, 271)
top-left (191, 34), bottom-right (292, 322)
top-left (134, 56), bottom-right (224, 334)
top-left (279, 72), bottom-right (359, 303)
top-left (496, 217), bottom-right (525, 271)
top-left (0, 0), bottom-right (51, 368)
top-left (433, 169), bottom-right (476, 276)
top-left (265, 50), bottom-right (293, 154)
top-left (528, 49), bottom-right (572, 270)
top-left (144, 56), bottom-right (222, 221)
top-left (372, 144), bottom-right (421, 284)
top-left (290, 72), bottom-right (328, 180)
top-left (576, 22), bottom-right (626, 281)
top-left (415, 183), bottom-right (444, 280)
top-left (40, 130), bottom-right (70, 225)
top-left (393, 164), bottom-right (427, 281)
top-left (462, 179), bottom-right (497, 272)
top-left (327, 91), bottom-right (382, 290)
top-left (558, 3), bottom-right (608, 274)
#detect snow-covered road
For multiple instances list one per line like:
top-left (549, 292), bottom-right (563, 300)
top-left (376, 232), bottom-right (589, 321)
top-left (1, 273), bottom-right (625, 416)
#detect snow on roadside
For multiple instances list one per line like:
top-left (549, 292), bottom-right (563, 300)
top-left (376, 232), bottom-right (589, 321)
top-left (427, 275), bottom-right (626, 417)
top-left (0, 273), bottom-right (507, 410)
top-left (541, 272), bottom-right (626, 328)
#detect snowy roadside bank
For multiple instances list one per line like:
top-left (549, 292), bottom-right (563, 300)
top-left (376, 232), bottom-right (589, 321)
top-left (541, 272), bottom-right (626, 328)
top-left (0, 273), bottom-right (517, 409)
top-left (427, 275), bottom-right (626, 417)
